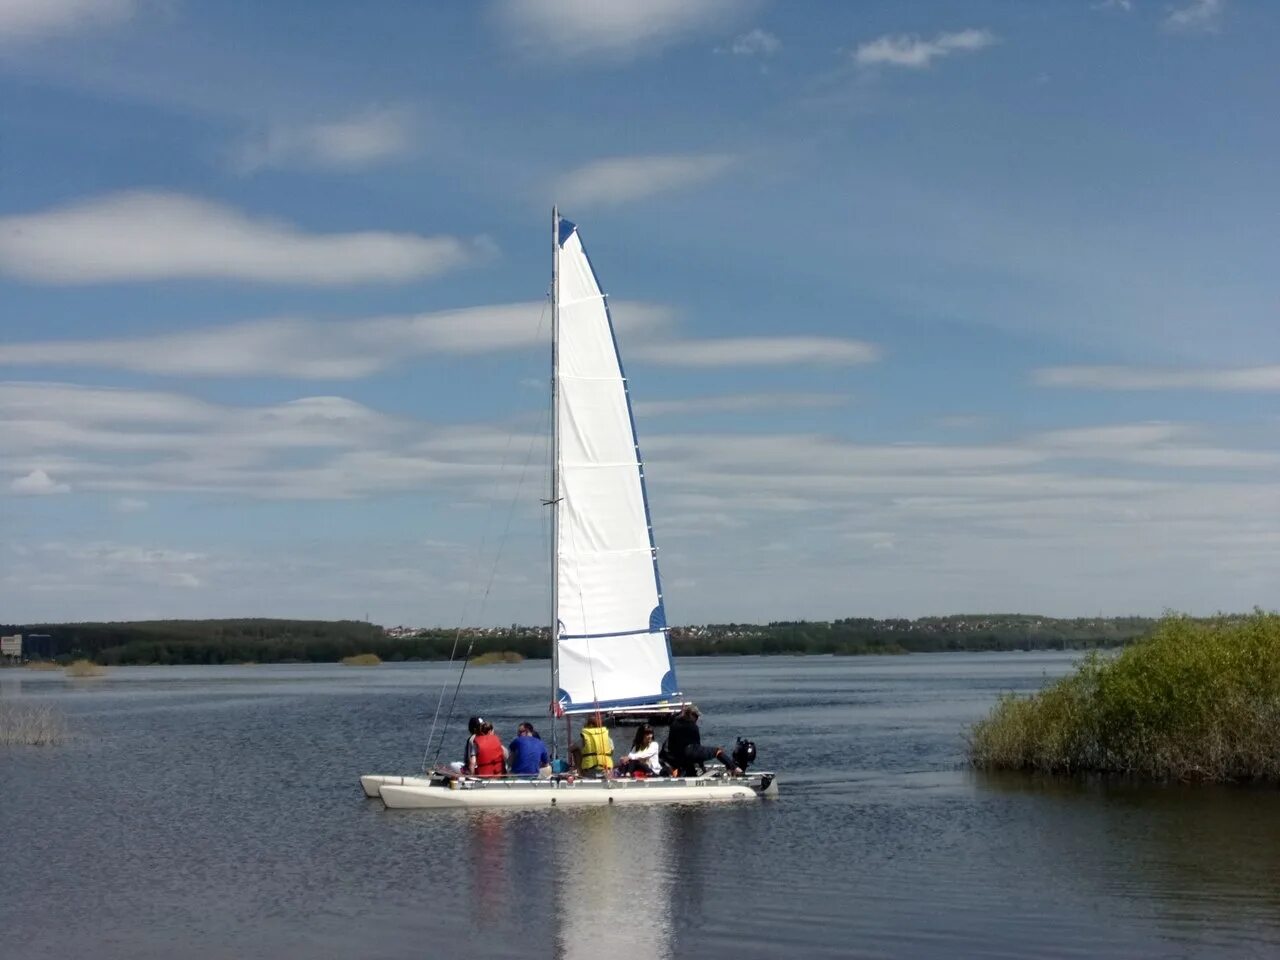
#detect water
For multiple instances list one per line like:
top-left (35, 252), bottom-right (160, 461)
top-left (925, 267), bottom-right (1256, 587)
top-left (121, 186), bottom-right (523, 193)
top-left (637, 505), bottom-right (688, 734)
top-left (3, 654), bottom-right (1279, 959)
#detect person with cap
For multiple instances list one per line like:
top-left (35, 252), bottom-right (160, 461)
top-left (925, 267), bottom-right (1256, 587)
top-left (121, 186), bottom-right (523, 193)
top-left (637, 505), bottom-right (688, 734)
top-left (469, 719), bottom-right (508, 777)
top-left (663, 704), bottom-right (741, 776)
top-left (458, 716), bottom-right (483, 773)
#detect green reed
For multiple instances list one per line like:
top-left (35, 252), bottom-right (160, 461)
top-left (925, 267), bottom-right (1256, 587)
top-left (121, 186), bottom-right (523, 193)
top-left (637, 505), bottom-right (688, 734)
top-left (968, 612), bottom-right (1280, 782)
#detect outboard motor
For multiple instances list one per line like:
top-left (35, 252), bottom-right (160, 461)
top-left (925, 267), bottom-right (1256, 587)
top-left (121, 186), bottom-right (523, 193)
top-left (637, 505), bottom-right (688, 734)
top-left (732, 738), bottom-right (756, 773)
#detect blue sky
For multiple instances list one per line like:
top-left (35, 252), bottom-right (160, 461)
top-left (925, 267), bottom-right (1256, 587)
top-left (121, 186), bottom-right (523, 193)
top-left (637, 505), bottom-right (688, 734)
top-left (2, 0), bottom-right (1277, 626)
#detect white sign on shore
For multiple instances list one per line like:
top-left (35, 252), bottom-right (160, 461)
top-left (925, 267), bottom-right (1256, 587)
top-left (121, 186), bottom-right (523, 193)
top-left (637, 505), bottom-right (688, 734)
top-left (1, 634), bottom-right (21, 656)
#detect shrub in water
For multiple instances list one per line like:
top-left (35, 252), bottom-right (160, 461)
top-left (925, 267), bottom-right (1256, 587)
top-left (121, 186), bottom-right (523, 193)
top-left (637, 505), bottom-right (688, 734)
top-left (65, 659), bottom-right (105, 678)
top-left (968, 612), bottom-right (1280, 782)
top-left (471, 651), bottom-right (525, 665)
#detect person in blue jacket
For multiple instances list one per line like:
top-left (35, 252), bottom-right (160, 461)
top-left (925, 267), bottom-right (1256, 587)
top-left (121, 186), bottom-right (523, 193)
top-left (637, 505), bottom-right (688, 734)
top-left (507, 721), bottom-right (551, 776)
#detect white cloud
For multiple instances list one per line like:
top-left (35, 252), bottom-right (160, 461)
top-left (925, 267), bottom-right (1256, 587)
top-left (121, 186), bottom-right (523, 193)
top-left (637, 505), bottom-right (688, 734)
top-left (113, 497), bottom-right (149, 513)
top-left (491, 0), bottom-right (751, 61)
top-left (855, 28), bottom-right (996, 69)
top-left (10, 468), bottom-right (70, 495)
top-left (1094, 0), bottom-right (1133, 11)
top-left (1033, 422), bottom-right (1185, 448)
top-left (635, 392), bottom-right (845, 417)
top-left (0, 0), bottom-right (136, 43)
top-left (631, 336), bottom-right (880, 367)
top-left (36, 541), bottom-right (207, 588)
top-left (0, 301), bottom-right (673, 378)
top-left (0, 191), bottom-right (485, 285)
top-left (1034, 365), bottom-right (1280, 391)
top-left (1165, 0), bottom-right (1224, 33)
top-left (556, 154), bottom-right (734, 207)
top-left (233, 106), bottom-right (416, 173)
top-left (726, 28), bottom-right (778, 56)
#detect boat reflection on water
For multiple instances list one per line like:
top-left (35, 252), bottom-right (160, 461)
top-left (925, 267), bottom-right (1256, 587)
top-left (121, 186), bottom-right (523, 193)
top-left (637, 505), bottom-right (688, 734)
top-left (554, 806), bottom-right (676, 960)
top-left (465, 812), bottom-right (513, 927)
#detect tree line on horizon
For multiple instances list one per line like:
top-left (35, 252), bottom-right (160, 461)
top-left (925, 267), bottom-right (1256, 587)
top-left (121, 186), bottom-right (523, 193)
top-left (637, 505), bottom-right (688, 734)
top-left (0, 614), bottom-right (1171, 665)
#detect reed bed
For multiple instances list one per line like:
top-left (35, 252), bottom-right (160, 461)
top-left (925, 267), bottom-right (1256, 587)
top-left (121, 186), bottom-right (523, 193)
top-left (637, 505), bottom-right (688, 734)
top-left (471, 650), bottom-right (525, 665)
top-left (340, 653), bottom-right (382, 666)
top-left (65, 659), bottom-right (105, 678)
top-left (23, 660), bottom-right (60, 671)
top-left (0, 701), bottom-right (67, 745)
top-left (969, 612), bottom-right (1280, 782)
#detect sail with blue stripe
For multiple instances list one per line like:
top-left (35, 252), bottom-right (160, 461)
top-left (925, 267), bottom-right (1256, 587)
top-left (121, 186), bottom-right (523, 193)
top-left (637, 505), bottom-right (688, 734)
top-left (553, 217), bottom-right (681, 714)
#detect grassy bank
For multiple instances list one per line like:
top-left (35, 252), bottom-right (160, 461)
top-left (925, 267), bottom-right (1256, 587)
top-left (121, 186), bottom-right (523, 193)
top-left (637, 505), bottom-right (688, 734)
top-left (340, 653), bottom-right (381, 666)
top-left (968, 612), bottom-right (1280, 782)
top-left (0, 702), bottom-right (67, 745)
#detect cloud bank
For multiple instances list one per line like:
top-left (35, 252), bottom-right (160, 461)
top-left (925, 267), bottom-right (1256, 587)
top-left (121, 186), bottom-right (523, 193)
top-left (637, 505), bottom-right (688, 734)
top-left (0, 191), bottom-right (485, 285)
top-left (233, 106), bottom-right (417, 173)
top-left (556, 154), bottom-right (735, 207)
top-left (0, 0), bottom-right (136, 44)
top-left (491, 0), bottom-right (751, 61)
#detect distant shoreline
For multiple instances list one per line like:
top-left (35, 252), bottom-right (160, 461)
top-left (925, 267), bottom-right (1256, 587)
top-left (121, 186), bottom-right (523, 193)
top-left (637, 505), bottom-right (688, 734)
top-left (0, 613), bottom-right (1203, 666)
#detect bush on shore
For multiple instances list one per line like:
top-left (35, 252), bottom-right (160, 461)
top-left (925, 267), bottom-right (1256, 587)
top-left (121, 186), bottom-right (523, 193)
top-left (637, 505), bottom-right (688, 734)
top-left (968, 612), bottom-right (1280, 782)
top-left (341, 653), bottom-right (382, 666)
top-left (65, 659), bottom-right (105, 678)
top-left (0, 701), bottom-right (67, 745)
top-left (471, 650), bottom-right (525, 665)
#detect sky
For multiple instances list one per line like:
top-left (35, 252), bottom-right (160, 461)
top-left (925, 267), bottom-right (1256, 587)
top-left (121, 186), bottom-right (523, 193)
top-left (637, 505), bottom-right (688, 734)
top-left (1, 0), bottom-right (1278, 626)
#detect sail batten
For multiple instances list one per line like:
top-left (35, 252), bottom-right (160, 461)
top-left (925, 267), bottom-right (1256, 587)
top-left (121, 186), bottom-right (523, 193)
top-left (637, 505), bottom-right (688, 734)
top-left (553, 217), bottom-right (678, 712)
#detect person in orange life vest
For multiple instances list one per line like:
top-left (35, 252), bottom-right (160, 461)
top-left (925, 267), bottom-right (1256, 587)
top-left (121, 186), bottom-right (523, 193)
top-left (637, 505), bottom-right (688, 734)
top-left (577, 713), bottom-right (614, 777)
top-left (469, 719), bottom-right (508, 777)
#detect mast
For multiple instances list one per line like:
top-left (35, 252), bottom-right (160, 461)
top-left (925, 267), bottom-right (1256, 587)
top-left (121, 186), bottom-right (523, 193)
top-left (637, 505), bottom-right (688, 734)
top-left (549, 206), bottom-right (561, 760)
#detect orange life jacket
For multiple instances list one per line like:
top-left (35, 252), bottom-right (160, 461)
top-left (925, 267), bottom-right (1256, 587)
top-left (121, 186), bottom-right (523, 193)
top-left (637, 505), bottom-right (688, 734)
top-left (473, 732), bottom-right (506, 776)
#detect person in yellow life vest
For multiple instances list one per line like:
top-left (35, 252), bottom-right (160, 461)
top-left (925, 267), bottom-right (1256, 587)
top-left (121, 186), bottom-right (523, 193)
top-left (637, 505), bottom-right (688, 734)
top-left (577, 714), bottom-right (614, 777)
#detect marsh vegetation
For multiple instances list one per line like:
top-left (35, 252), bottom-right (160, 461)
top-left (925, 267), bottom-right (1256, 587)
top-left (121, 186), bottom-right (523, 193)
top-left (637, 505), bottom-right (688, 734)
top-left (340, 653), bottom-right (382, 666)
top-left (969, 613), bottom-right (1280, 782)
top-left (0, 701), bottom-right (66, 745)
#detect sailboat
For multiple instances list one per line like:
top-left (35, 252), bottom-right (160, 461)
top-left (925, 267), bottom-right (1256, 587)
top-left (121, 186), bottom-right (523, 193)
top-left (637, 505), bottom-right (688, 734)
top-left (361, 211), bottom-right (778, 809)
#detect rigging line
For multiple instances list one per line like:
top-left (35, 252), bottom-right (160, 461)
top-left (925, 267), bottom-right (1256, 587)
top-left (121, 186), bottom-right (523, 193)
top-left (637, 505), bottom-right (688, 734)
top-left (429, 390), bottom-right (551, 770)
top-left (420, 293), bottom-right (551, 772)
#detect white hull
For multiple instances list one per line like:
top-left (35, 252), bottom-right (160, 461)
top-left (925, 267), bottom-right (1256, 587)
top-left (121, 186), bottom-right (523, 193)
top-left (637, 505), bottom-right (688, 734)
top-left (363, 772), bottom-right (778, 809)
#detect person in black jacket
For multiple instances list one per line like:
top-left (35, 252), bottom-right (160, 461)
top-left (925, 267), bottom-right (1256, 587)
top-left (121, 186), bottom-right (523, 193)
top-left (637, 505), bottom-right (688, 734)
top-left (663, 704), bottom-right (741, 776)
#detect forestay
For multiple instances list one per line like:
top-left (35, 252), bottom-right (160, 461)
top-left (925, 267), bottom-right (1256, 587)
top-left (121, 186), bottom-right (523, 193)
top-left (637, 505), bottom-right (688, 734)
top-left (554, 218), bottom-right (680, 712)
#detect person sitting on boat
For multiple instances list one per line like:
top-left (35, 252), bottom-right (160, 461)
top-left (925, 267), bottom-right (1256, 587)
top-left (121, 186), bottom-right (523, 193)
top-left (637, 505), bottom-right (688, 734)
top-left (616, 724), bottom-right (661, 777)
top-left (508, 721), bottom-right (551, 777)
top-left (664, 704), bottom-right (741, 777)
top-left (577, 713), bottom-right (614, 777)
top-left (455, 715), bottom-right (483, 773)
top-left (469, 719), bottom-right (508, 777)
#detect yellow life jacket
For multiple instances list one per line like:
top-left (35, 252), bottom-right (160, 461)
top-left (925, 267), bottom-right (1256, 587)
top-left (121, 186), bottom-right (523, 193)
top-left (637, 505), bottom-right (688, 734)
top-left (579, 725), bottom-right (613, 772)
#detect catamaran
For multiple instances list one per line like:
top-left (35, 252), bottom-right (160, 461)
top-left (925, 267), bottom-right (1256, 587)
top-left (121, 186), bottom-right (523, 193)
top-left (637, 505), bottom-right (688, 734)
top-left (361, 211), bottom-right (778, 809)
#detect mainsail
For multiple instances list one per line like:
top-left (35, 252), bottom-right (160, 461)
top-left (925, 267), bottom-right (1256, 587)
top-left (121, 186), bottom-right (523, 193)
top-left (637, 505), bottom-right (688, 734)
top-left (553, 216), bottom-right (680, 713)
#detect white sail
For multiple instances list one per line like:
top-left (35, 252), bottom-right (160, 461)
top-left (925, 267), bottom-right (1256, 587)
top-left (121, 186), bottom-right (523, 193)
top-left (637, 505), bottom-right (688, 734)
top-left (554, 218), bottom-right (680, 712)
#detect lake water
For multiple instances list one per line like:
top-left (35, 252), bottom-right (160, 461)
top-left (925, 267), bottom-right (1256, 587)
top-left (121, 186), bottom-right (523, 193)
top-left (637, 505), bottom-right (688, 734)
top-left (3, 653), bottom-right (1279, 959)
